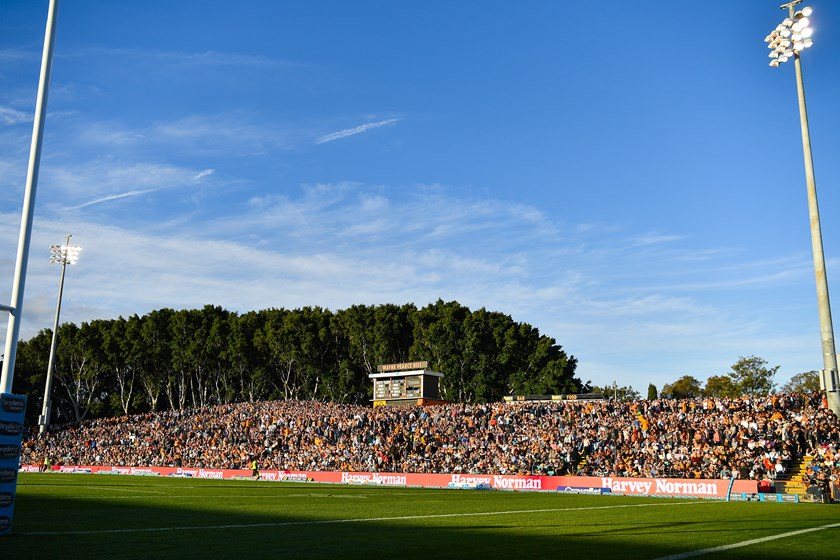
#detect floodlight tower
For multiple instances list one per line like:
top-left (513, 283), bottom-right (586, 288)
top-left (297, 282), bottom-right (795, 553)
top-left (765, 2), bottom-right (839, 415)
top-left (38, 235), bottom-right (81, 435)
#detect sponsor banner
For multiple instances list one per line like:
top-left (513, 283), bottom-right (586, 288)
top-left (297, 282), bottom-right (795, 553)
top-left (103, 467), bottom-right (161, 477)
top-left (339, 472), bottom-right (409, 486)
top-left (574, 476), bottom-right (757, 498)
top-left (734, 492), bottom-right (762, 502)
top-left (448, 482), bottom-right (492, 490)
top-left (0, 421), bottom-right (23, 437)
top-left (0, 444), bottom-right (20, 461)
top-left (58, 466), bottom-right (92, 474)
top-left (0, 395), bottom-right (25, 416)
top-left (171, 468), bottom-right (239, 480)
top-left (757, 493), bottom-right (798, 503)
top-left (0, 492), bottom-right (13, 508)
top-left (276, 472), bottom-right (311, 482)
top-left (450, 474), bottom-right (545, 491)
top-left (16, 462), bottom-right (762, 500)
top-left (0, 468), bottom-right (18, 484)
top-left (557, 486), bottom-right (612, 495)
top-left (0, 393), bottom-right (26, 536)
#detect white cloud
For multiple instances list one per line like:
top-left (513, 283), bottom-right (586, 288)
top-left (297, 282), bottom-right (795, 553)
top-left (0, 106), bottom-right (29, 126)
top-left (65, 114), bottom-right (297, 157)
top-left (76, 48), bottom-right (299, 70)
top-left (41, 161), bottom-right (215, 203)
top-left (194, 169), bottom-right (215, 181)
top-left (315, 118), bottom-right (399, 144)
top-left (67, 189), bottom-right (158, 210)
top-left (0, 180), bottom-right (821, 394)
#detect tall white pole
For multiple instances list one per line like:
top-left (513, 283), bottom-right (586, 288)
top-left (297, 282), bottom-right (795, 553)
top-left (0, 0), bottom-right (61, 394)
top-left (38, 235), bottom-right (73, 436)
top-left (790, 27), bottom-right (840, 415)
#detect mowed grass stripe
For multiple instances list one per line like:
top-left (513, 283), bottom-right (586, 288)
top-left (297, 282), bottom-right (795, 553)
top-left (654, 522), bottom-right (840, 560)
top-left (8, 474), bottom-right (840, 560)
top-left (20, 500), bottom-right (712, 536)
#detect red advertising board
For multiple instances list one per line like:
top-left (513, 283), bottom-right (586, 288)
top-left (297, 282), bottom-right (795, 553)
top-left (20, 464), bottom-right (759, 499)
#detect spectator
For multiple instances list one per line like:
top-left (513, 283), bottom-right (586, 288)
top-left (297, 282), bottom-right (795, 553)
top-left (19, 393), bottom-right (839, 490)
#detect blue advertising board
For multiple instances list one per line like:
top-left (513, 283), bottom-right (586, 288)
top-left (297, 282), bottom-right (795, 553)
top-left (0, 393), bottom-right (26, 536)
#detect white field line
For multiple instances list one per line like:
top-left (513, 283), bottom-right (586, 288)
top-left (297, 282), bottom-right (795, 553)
top-left (654, 522), bottom-right (840, 560)
top-left (21, 500), bottom-right (709, 536)
top-left (87, 487), bottom-right (164, 494)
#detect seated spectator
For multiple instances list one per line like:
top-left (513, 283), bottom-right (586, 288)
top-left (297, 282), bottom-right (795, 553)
top-left (19, 392), bottom-right (838, 487)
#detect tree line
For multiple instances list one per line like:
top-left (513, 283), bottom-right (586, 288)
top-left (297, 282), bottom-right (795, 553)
top-left (654, 355), bottom-right (819, 399)
top-left (10, 300), bottom-right (581, 425)
top-left (588, 355), bottom-right (815, 403)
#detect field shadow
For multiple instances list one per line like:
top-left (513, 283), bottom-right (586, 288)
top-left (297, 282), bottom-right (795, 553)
top-left (4, 476), bottom-right (838, 560)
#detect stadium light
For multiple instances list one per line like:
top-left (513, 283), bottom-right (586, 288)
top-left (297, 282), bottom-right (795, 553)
top-left (765, 2), bottom-right (840, 415)
top-left (38, 234), bottom-right (82, 436)
top-left (765, 3), bottom-right (813, 66)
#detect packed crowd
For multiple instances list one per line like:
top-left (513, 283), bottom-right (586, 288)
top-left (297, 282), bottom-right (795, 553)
top-left (20, 393), bottom-right (840, 490)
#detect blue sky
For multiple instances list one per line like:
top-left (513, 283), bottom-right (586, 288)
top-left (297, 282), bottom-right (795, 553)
top-left (1, 1), bottom-right (839, 393)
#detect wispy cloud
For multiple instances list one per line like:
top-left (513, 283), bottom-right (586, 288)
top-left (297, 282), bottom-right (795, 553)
top-left (627, 232), bottom-right (685, 247)
top-left (315, 118), bottom-right (399, 144)
top-left (68, 189), bottom-right (158, 210)
top-left (193, 169), bottom-right (215, 181)
top-left (0, 106), bottom-right (29, 125)
top-left (0, 48), bottom-right (36, 63)
top-left (70, 115), bottom-right (296, 156)
top-left (68, 47), bottom-right (299, 70)
top-left (43, 162), bottom-right (213, 200)
top-left (150, 115), bottom-right (297, 155)
top-left (0, 179), bottom-right (818, 393)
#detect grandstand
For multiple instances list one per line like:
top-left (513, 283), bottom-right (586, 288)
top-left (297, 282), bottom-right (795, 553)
top-left (18, 392), bottom-right (840, 503)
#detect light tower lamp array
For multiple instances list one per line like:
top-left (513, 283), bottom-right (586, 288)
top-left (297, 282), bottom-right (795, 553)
top-left (50, 242), bottom-right (81, 267)
top-left (765, 5), bottom-right (813, 66)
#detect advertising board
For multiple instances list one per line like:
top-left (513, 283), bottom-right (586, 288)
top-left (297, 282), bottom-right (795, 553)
top-left (0, 394), bottom-right (26, 536)
top-left (22, 462), bottom-right (761, 500)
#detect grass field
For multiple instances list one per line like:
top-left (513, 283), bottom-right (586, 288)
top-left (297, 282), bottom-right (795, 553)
top-left (3, 473), bottom-right (839, 559)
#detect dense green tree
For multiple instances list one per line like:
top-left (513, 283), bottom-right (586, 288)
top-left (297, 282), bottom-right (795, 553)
top-left (295, 306), bottom-right (334, 399)
top-left (372, 304), bottom-right (415, 367)
top-left (728, 356), bottom-right (777, 396)
top-left (410, 300), bottom-right (470, 402)
top-left (703, 375), bottom-right (739, 398)
top-left (13, 300), bottom-right (584, 418)
top-left (460, 308), bottom-right (509, 402)
top-left (506, 327), bottom-right (579, 396)
top-left (325, 312), bottom-right (368, 404)
top-left (781, 370), bottom-right (820, 394)
top-left (254, 308), bottom-right (297, 399)
top-left (14, 329), bottom-right (52, 424)
top-left (52, 321), bottom-right (108, 422)
top-left (227, 311), bottom-right (268, 402)
top-left (137, 308), bottom-right (175, 411)
top-left (334, 304), bottom-right (377, 377)
top-left (660, 376), bottom-right (702, 399)
top-left (101, 316), bottom-right (139, 415)
top-left (647, 384), bottom-right (658, 400)
top-left (168, 305), bottom-right (233, 408)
